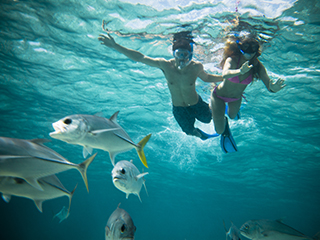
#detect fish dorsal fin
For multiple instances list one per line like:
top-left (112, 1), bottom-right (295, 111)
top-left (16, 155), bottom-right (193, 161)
top-left (94, 112), bottom-right (104, 117)
top-left (2, 194), bottom-right (11, 203)
top-left (276, 218), bottom-right (285, 223)
top-left (136, 172), bottom-right (148, 180)
top-left (25, 177), bottom-right (43, 191)
top-left (82, 146), bottom-right (92, 158)
top-left (109, 111), bottom-right (120, 123)
top-left (29, 139), bottom-right (51, 145)
top-left (34, 200), bottom-right (44, 212)
top-left (222, 220), bottom-right (228, 233)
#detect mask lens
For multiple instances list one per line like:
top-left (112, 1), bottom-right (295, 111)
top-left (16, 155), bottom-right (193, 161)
top-left (174, 49), bottom-right (191, 60)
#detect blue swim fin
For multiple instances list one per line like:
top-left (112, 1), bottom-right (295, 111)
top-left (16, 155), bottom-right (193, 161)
top-left (196, 128), bottom-right (219, 141)
top-left (220, 118), bottom-right (238, 153)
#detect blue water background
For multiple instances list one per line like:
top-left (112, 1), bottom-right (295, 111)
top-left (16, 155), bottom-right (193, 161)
top-left (1, 0), bottom-right (320, 239)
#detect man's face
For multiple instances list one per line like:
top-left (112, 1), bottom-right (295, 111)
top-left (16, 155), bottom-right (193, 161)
top-left (173, 48), bottom-right (192, 70)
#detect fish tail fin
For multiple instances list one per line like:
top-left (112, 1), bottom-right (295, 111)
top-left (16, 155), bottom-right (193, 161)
top-left (67, 184), bottom-right (77, 215)
top-left (136, 134), bottom-right (151, 168)
top-left (78, 153), bottom-right (97, 193)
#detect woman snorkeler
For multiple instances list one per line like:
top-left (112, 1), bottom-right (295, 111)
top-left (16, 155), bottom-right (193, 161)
top-left (211, 37), bottom-right (286, 153)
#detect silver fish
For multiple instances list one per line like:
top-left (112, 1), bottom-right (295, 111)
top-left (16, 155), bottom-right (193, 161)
top-left (0, 175), bottom-right (76, 213)
top-left (240, 219), bottom-right (313, 240)
top-left (0, 137), bottom-right (96, 192)
top-left (111, 160), bottom-right (148, 202)
top-left (53, 206), bottom-right (69, 223)
top-left (105, 205), bottom-right (136, 240)
top-left (49, 111), bottom-right (151, 168)
top-left (223, 221), bottom-right (242, 240)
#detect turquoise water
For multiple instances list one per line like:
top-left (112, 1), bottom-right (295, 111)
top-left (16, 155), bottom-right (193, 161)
top-left (1, 0), bottom-right (320, 239)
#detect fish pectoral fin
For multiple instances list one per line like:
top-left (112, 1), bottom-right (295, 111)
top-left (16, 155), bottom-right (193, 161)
top-left (2, 194), bottom-right (11, 203)
top-left (89, 128), bottom-right (120, 135)
top-left (109, 152), bottom-right (117, 166)
top-left (25, 177), bottom-right (44, 191)
top-left (82, 146), bottom-right (93, 158)
top-left (29, 138), bottom-right (51, 146)
top-left (34, 200), bottom-right (44, 212)
top-left (136, 172), bottom-right (149, 180)
top-left (143, 181), bottom-right (148, 197)
top-left (136, 193), bottom-right (142, 203)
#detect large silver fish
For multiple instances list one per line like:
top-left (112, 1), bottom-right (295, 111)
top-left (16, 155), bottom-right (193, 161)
top-left (223, 221), bottom-right (242, 240)
top-left (0, 137), bottom-right (96, 192)
top-left (111, 160), bottom-right (148, 202)
top-left (53, 206), bottom-right (70, 223)
top-left (240, 219), bottom-right (313, 240)
top-left (49, 111), bottom-right (151, 168)
top-left (105, 205), bottom-right (136, 240)
top-left (0, 175), bottom-right (76, 213)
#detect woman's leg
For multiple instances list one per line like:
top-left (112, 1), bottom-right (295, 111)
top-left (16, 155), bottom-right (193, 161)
top-left (227, 98), bottom-right (242, 119)
top-left (211, 91), bottom-right (226, 134)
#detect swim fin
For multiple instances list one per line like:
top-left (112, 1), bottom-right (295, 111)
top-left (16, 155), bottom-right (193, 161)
top-left (220, 118), bottom-right (238, 153)
top-left (196, 128), bottom-right (219, 141)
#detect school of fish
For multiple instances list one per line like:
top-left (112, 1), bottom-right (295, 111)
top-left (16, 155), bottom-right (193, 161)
top-left (0, 111), bottom-right (150, 239)
top-left (2, 111), bottom-right (319, 239)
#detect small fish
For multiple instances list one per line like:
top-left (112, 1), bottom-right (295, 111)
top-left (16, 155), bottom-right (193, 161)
top-left (0, 137), bottom-right (96, 192)
top-left (105, 204), bottom-right (136, 240)
top-left (49, 111), bottom-right (151, 168)
top-left (0, 175), bottom-right (76, 213)
top-left (240, 219), bottom-right (313, 240)
top-left (53, 206), bottom-right (69, 223)
top-left (223, 220), bottom-right (242, 240)
top-left (111, 160), bottom-right (148, 202)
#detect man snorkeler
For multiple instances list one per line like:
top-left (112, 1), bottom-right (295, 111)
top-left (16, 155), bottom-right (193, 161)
top-left (98, 27), bottom-right (222, 140)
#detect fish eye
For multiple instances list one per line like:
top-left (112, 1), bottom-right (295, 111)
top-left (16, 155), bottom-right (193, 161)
top-left (63, 118), bottom-right (72, 124)
top-left (14, 178), bottom-right (24, 184)
top-left (120, 224), bottom-right (126, 233)
top-left (120, 168), bottom-right (126, 174)
top-left (245, 224), bottom-right (249, 229)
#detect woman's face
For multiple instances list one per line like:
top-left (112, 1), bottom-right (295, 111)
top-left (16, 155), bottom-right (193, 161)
top-left (240, 41), bottom-right (259, 60)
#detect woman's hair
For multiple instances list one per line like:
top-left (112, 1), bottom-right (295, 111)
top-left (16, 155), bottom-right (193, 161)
top-left (220, 37), bottom-right (262, 80)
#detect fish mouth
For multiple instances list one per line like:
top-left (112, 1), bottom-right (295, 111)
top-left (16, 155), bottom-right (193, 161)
top-left (112, 176), bottom-right (124, 181)
top-left (49, 122), bottom-right (65, 136)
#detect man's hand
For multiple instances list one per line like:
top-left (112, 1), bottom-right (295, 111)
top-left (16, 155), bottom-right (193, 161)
top-left (98, 20), bottom-right (116, 48)
top-left (98, 33), bottom-right (116, 48)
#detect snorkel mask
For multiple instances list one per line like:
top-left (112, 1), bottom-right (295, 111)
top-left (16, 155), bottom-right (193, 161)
top-left (237, 39), bottom-right (259, 60)
top-left (173, 48), bottom-right (192, 70)
top-left (172, 32), bottom-right (194, 70)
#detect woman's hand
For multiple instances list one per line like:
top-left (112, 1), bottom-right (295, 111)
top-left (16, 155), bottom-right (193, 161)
top-left (240, 61), bottom-right (253, 74)
top-left (269, 78), bottom-right (286, 92)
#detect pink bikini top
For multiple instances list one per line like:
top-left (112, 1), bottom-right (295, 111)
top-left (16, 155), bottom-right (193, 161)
top-left (228, 58), bottom-right (253, 85)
